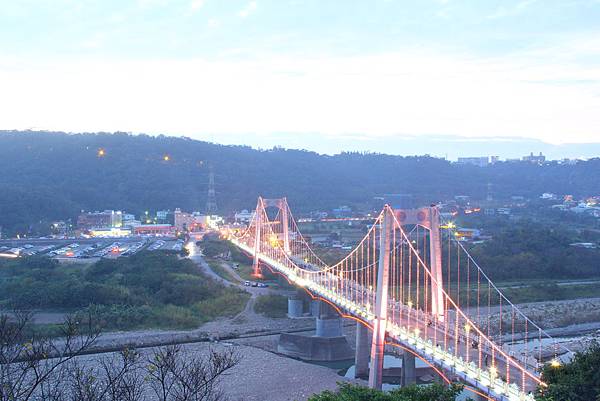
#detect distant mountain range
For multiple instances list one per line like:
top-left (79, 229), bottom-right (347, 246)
top-left (191, 132), bottom-right (600, 160)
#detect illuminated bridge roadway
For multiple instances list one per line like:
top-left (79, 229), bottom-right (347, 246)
top-left (228, 197), bottom-right (571, 401)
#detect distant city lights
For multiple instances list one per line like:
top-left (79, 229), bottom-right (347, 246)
top-left (97, 148), bottom-right (106, 157)
top-left (163, 155), bottom-right (170, 161)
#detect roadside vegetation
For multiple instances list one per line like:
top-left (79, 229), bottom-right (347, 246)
top-left (254, 294), bottom-right (288, 318)
top-left (0, 251), bottom-right (249, 331)
top-left (199, 236), bottom-right (289, 288)
top-left (537, 341), bottom-right (600, 401)
top-left (206, 260), bottom-right (240, 283)
top-left (309, 382), bottom-right (463, 401)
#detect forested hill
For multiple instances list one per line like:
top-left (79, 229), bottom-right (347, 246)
top-left (1, 130), bottom-right (599, 233)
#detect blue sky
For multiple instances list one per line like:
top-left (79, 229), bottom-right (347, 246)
top-left (1, 0), bottom-right (600, 156)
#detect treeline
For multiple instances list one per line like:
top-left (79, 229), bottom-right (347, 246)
top-left (0, 252), bottom-right (249, 330)
top-left (1, 130), bottom-right (600, 234)
top-left (467, 222), bottom-right (600, 280)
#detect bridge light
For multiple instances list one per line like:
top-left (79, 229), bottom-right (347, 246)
top-left (550, 359), bottom-right (561, 368)
top-left (464, 324), bottom-right (471, 333)
top-left (489, 366), bottom-right (497, 379)
top-left (407, 300), bottom-right (413, 308)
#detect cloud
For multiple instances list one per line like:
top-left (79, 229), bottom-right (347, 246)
top-left (1, 48), bottom-right (598, 145)
top-left (486, 0), bottom-right (537, 19)
top-left (190, 0), bottom-right (205, 11)
top-left (238, 1), bottom-right (257, 18)
top-left (80, 32), bottom-right (106, 49)
top-left (207, 18), bottom-right (220, 28)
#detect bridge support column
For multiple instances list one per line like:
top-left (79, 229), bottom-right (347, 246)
top-left (315, 301), bottom-right (343, 337)
top-left (287, 292), bottom-right (303, 318)
top-left (281, 198), bottom-right (290, 254)
top-left (401, 352), bottom-right (416, 386)
top-left (252, 199), bottom-right (262, 277)
top-left (368, 209), bottom-right (393, 390)
top-left (355, 322), bottom-right (370, 379)
top-left (310, 300), bottom-right (320, 317)
top-left (278, 298), bottom-right (353, 361)
top-left (429, 207), bottom-right (445, 321)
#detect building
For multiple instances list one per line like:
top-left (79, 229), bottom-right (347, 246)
top-left (174, 208), bottom-right (195, 231)
top-left (123, 219), bottom-right (142, 228)
top-left (234, 209), bottom-right (255, 224)
top-left (202, 214), bottom-right (224, 229)
top-left (522, 152), bottom-right (546, 164)
top-left (173, 209), bottom-right (212, 232)
top-left (540, 193), bottom-right (557, 200)
top-left (133, 224), bottom-right (175, 236)
top-left (50, 221), bottom-right (68, 236)
top-left (457, 157), bottom-right (489, 167)
top-left (77, 210), bottom-right (122, 229)
top-left (454, 228), bottom-right (481, 240)
top-left (332, 206), bottom-right (352, 218)
top-left (122, 213), bottom-right (136, 222)
top-left (88, 227), bottom-right (132, 238)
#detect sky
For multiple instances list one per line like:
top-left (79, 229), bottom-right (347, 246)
top-left (1, 0), bottom-right (600, 157)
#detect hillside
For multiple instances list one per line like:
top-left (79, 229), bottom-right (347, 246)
top-left (1, 130), bottom-right (599, 234)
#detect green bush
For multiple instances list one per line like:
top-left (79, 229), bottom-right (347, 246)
top-left (537, 341), bottom-right (600, 401)
top-left (0, 252), bottom-right (250, 331)
top-left (254, 294), bottom-right (288, 318)
top-left (309, 382), bottom-right (463, 401)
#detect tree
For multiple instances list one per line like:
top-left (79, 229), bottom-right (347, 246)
top-left (308, 382), bottom-right (464, 401)
top-left (537, 341), bottom-right (600, 401)
top-left (0, 312), bottom-right (241, 400)
top-left (0, 311), bottom-right (101, 401)
top-left (147, 344), bottom-right (240, 401)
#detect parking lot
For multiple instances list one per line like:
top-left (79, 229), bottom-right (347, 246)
top-left (0, 237), bottom-right (185, 261)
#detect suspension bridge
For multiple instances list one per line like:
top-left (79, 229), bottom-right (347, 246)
top-left (228, 197), bottom-right (571, 401)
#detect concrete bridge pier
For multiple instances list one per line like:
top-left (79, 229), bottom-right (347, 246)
top-left (315, 301), bottom-right (343, 337)
top-left (277, 300), bottom-right (353, 361)
top-left (354, 322), bottom-right (371, 378)
top-left (310, 299), bottom-right (320, 317)
top-left (287, 290), bottom-right (304, 318)
top-left (401, 352), bottom-right (416, 386)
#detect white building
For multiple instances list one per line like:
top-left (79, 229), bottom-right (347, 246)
top-left (235, 209), bottom-right (255, 224)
